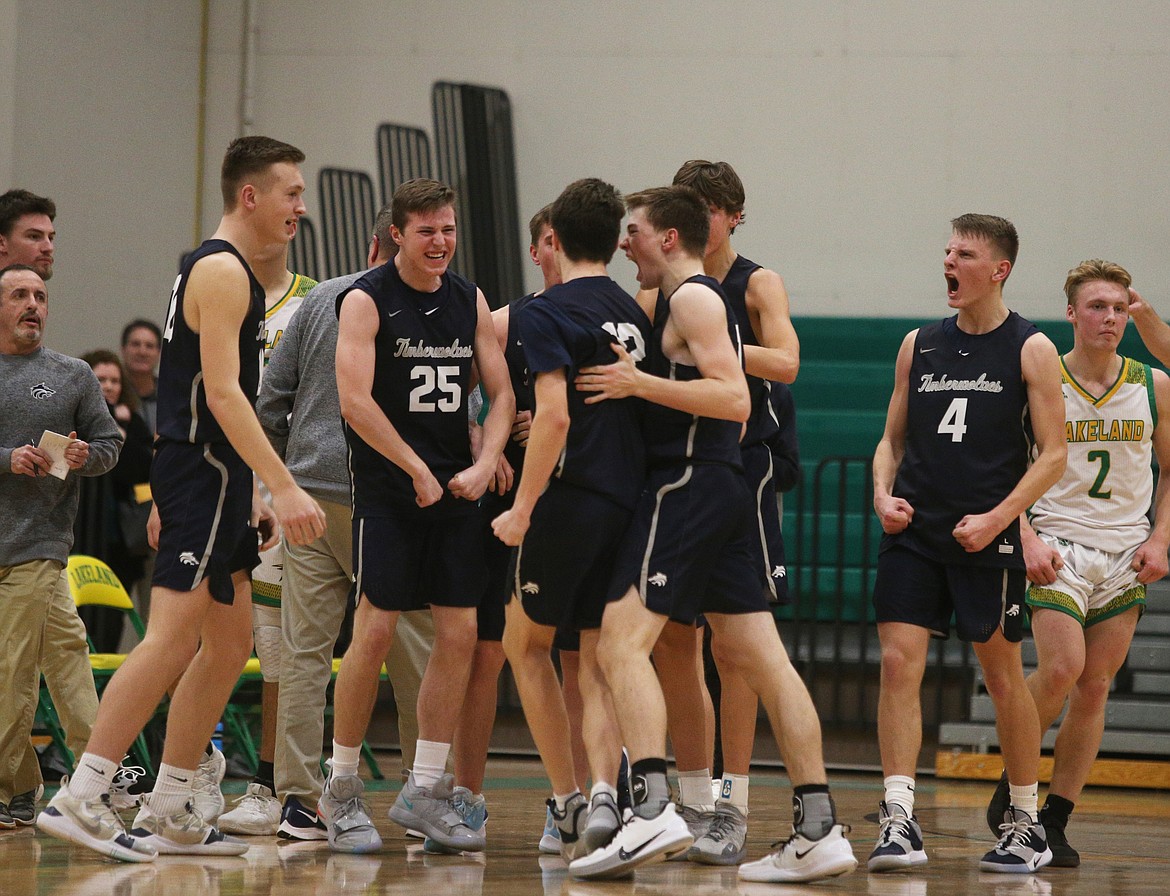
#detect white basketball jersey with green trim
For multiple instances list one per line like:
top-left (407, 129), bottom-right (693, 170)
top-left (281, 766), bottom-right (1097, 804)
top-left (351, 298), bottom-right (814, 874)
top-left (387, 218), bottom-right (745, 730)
top-left (1030, 356), bottom-right (1156, 553)
top-left (254, 271), bottom-right (318, 599)
top-left (263, 272), bottom-right (317, 366)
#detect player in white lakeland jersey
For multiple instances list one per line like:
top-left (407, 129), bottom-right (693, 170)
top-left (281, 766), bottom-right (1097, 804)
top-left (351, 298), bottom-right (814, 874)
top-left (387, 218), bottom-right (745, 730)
top-left (985, 259), bottom-right (1170, 869)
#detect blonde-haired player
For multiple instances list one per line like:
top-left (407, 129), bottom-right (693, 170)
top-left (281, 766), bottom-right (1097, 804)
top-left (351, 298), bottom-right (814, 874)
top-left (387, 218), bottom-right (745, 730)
top-left (986, 259), bottom-right (1170, 866)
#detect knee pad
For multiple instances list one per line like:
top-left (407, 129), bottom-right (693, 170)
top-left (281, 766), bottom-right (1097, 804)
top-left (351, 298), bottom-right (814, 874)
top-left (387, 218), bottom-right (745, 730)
top-left (253, 622), bottom-right (283, 683)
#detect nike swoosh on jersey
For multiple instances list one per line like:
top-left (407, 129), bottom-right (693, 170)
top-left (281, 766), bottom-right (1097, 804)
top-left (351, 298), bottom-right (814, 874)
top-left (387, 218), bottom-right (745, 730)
top-left (387, 310), bottom-right (403, 318)
top-left (919, 348), bottom-right (936, 353)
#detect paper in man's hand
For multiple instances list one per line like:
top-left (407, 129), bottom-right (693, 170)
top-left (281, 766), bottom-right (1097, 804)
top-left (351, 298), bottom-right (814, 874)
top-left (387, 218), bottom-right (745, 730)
top-left (37, 430), bottom-right (72, 480)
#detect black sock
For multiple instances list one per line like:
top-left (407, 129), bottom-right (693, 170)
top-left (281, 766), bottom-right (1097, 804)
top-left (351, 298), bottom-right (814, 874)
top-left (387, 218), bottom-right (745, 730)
top-left (630, 758), bottom-right (671, 819)
top-left (1041, 794), bottom-right (1074, 825)
top-left (793, 784), bottom-right (835, 840)
top-left (254, 761), bottom-right (275, 794)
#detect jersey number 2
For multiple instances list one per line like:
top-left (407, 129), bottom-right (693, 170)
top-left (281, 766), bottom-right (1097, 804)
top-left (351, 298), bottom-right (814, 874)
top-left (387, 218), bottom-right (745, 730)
top-left (1088, 449), bottom-right (1112, 499)
top-left (937, 397), bottom-right (968, 443)
top-left (409, 365), bottom-right (461, 412)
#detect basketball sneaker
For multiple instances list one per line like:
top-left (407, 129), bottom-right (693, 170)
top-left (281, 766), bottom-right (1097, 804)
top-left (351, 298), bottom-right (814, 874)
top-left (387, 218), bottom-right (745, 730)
top-left (738, 823), bottom-right (857, 882)
top-left (980, 807), bottom-right (1052, 873)
top-left (37, 784), bottom-right (157, 863)
top-left (0, 800), bottom-right (13, 829)
top-left (218, 782), bottom-right (281, 835)
top-left (868, 801), bottom-right (927, 872)
top-left (582, 792), bottom-right (622, 852)
top-left (546, 792), bottom-right (588, 861)
top-left (130, 798), bottom-right (248, 855)
top-left (423, 786), bottom-right (488, 854)
top-left (538, 804), bottom-right (562, 854)
top-left (388, 772), bottom-right (485, 853)
top-left (8, 785), bottom-right (43, 826)
top-left (1038, 805), bottom-right (1079, 868)
top-left (317, 768), bottom-right (382, 854)
top-left (668, 803), bottom-right (712, 861)
top-left (191, 746), bottom-right (227, 823)
top-left (986, 770), bottom-right (1010, 835)
top-left (278, 795), bottom-right (328, 840)
top-left (568, 802), bottom-right (693, 880)
top-left (688, 801), bottom-right (748, 865)
top-left (617, 748), bottom-right (632, 814)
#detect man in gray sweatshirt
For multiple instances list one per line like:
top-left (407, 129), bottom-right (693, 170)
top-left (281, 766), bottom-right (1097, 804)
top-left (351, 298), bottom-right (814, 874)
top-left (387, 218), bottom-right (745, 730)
top-left (0, 264), bottom-right (121, 827)
top-left (257, 206), bottom-right (435, 840)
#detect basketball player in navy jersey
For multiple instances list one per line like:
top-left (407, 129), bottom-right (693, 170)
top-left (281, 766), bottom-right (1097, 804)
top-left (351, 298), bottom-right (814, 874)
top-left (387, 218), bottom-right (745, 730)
top-left (572, 186), bottom-right (856, 883)
top-left (869, 214), bottom-right (1066, 874)
top-left (482, 205), bottom-right (595, 854)
top-left (40, 136), bottom-right (327, 862)
top-left (659, 159), bottom-right (801, 863)
top-left (325, 178), bottom-right (513, 855)
top-left (492, 178), bottom-right (650, 862)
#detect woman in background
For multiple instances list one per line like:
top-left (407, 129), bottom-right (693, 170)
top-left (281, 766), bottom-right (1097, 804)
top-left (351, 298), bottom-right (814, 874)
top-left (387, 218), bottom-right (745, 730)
top-left (74, 350), bottom-right (153, 651)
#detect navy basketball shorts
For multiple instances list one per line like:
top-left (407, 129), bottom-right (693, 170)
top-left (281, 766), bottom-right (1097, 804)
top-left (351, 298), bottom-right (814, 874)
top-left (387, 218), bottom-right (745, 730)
top-left (352, 507), bottom-right (484, 612)
top-left (477, 500), bottom-right (510, 643)
top-left (553, 626), bottom-right (581, 652)
top-left (610, 463), bottom-right (764, 626)
top-left (741, 442), bottom-right (790, 606)
top-left (152, 439), bottom-right (258, 605)
top-left (511, 478), bottom-right (633, 632)
top-left (873, 544), bottom-right (1027, 643)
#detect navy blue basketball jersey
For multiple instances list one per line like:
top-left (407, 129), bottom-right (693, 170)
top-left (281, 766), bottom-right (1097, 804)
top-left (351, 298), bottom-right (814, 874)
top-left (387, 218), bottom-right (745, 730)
top-left (156, 239), bottom-right (265, 445)
top-left (502, 292), bottom-right (537, 475)
top-left (517, 275), bottom-right (651, 510)
top-left (340, 260), bottom-right (479, 516)
top-left (722, 255), bottom-right (780, 448)
top-left (642, 275), bottom-right (744, 470)
top-left (885, 311), bottom-right (1038, 567)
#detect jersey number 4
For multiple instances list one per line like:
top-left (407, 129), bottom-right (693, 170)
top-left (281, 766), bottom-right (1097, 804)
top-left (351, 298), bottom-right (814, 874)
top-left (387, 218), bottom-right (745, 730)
top-left (937, 397), bottom-right (968, 442)
top-left (409, 365), bottom-right (461, 412)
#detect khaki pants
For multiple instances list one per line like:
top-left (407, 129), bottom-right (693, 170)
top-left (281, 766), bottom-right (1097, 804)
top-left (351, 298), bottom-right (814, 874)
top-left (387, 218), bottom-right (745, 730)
top-left (1, 561), bottom-right (97, 802)
top-left (275, 498), bottom-right (434, 804)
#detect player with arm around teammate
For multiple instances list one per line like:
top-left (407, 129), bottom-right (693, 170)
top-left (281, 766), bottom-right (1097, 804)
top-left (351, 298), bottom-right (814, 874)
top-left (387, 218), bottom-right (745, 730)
top-left (572, 186), bottom-right (856, 883)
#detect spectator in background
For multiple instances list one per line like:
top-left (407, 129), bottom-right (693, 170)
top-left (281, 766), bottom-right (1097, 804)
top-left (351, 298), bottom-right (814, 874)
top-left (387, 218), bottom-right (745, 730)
top-left (0, 189), bottom-right (55, 280)
top-left (0, 264), bottom-right (120, 827)
top-left (1, 191), bottom-right (114, 796)
top-left (120, 320), bottom-right (162, 434)
top-left (73, 350), bottom-right (153, 651)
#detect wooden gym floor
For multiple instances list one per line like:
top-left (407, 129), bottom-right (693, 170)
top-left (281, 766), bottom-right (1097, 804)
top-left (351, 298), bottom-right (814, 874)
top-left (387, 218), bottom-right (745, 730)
top-left (3, 755), bottom-right (1167, 895)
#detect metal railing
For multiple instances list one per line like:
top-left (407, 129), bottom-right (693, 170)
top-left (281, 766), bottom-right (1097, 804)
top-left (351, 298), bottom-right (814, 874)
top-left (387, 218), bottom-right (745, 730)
top-left (785, 456), bottom-right (975, 731)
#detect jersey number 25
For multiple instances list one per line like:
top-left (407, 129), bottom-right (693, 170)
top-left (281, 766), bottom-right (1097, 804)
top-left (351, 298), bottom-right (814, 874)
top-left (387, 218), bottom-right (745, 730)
top-left (409, 365), bottom-right (461, 412)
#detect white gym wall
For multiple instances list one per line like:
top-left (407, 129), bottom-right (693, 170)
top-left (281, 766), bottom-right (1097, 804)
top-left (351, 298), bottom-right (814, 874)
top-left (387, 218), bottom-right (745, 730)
top-left (7, 0), bottom-right (1170, 355)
